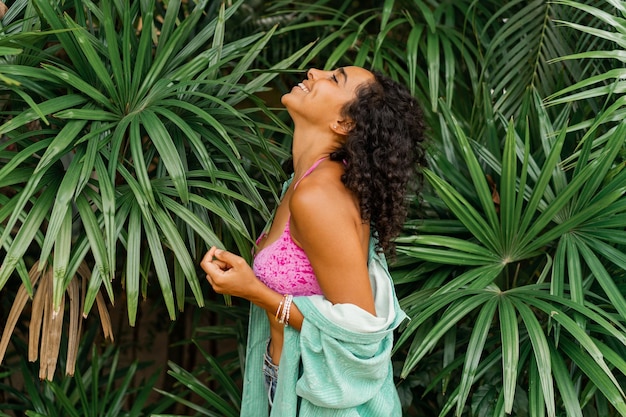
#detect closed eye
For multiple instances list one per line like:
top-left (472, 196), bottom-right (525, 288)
top-left (332, 74), bottom-right (338, 83)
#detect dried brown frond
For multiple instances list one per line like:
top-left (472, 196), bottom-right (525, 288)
top-left (77, 262), bottom-right (114, 342)
top-left (96, 292), bottom-right (114, 342)
top-left (0, 262), bottom-right (42, 363)
top-left (1, 260), bottom-right (114, 380)
top-left (29, 269), bottom-right (48, 362)
top-left (39, 273), bottom-right (51, 380)
top-left (65, 279), bottom-right (80, 376)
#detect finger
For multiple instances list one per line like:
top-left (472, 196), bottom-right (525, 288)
top-left (204, 273), bottom-right (214, 286)
top-left (212, 259), bottom-right (228, 269)
top-left (201, 260), bottom-right (221, 278)
top-left (200, 246), bottom-right (222, 273)
top-left (212, 248), bottom-right (245, 267)
top-left (200, 246), bottom-right (215, 264)
top-left (203, 263), bottom-right (225, 289)
top-left (205, 274), bottom-right (224, 294)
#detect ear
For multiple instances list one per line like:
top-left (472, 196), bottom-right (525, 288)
top-left (330, 119), bottom-right (354, 136)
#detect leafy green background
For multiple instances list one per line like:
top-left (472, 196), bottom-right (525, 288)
top-left (1, 0), bottom-right (626, 416)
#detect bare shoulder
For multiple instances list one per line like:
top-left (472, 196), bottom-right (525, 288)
top-left (289, 161), bottom-right (358, 229)
top-left (289, 160), bottom-right (375, 313)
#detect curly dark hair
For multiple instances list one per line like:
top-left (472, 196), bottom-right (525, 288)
top-left (330, 71), bottom-right (426, 254)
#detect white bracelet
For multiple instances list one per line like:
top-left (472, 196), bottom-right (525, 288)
top-left (278, 294), bottom-right (293, 326)
top-left (284, 295), bottom-right (293, 326)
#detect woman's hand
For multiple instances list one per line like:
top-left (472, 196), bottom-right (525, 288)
top-left (201, 246), bottom-right (304, 330)
top-left (200, 247), bottom-right (261, 300)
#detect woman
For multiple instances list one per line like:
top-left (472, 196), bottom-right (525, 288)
top-left (201, 66), bottom-right (426, 416)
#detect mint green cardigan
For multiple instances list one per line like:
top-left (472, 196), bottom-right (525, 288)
top-left (239, 240), bottom-right (407, 416)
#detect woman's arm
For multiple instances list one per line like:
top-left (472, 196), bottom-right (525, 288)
top-left (289, 170), bottom-right (375, 315)
top-left (200, 247), bottom-right (305, 330)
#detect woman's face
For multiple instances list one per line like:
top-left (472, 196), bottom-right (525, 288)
top-left (281, 66), bottom-right (374, 129)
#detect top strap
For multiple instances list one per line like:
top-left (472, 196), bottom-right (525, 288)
top-left (293, 157), bottom-right (328, 189)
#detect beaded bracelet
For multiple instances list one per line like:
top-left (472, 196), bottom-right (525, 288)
top-left (276, 294), bottom-right (293, 326)
top-left (281, 295), bottom-right (293, 327)
top-left (284, 296), bottom-right (292, 326)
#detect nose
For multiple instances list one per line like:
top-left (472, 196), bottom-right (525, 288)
top-left (307, 68), bottom-right (324, 80)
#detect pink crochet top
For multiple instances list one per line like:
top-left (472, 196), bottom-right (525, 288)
top-left (252, 158), bottom-right (326, 296)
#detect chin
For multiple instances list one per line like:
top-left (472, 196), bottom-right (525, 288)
top-left (281, 93), bottom-right (296, 110)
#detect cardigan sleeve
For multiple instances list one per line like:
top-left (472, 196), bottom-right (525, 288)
top-left (294, 314), bottom-right (395, 408)
top-left (292, 248), bottom-right (405, 409)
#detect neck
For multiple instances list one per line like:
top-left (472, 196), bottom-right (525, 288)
top-left (291, 125), bottom-right (341, 179)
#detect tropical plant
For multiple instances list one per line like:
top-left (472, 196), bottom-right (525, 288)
top-left (0, 0), bottom-right (27, 86)
top-left (0, 325), bottom-right (170, 416)
top-left (4, 0), bottom-right (626, 416)
top-left (155, 0), bottom-right (626, 415)
top-left (151, 297), bottom-right (249, 417)
top-left (0, 0), bottom-right (312, 379)
top-left (391, 0), bottom-right (626, 416)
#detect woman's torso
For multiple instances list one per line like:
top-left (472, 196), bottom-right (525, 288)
top-left (253, 219), bottom-right (323, 296)
top-left (253, 157), bottom-right (371, 365)
top-left (252, 158), bottom-right (328, 297)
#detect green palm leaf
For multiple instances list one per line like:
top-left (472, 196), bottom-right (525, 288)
top-left (514, 299), bottom-right (556, 417)
top-left (455, 298), bottom-right (498, 416)
top-left (498, 296), bottom-right (520, 413)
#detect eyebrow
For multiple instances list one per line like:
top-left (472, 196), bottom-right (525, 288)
top-left (338, 67), bottom-right (347, 85)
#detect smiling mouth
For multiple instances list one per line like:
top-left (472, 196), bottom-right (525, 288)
top-left (298, 82), bottom-right (310, 93)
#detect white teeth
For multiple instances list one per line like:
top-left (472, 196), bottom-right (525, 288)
top-left (298, 82), bottom-right (310, 92)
